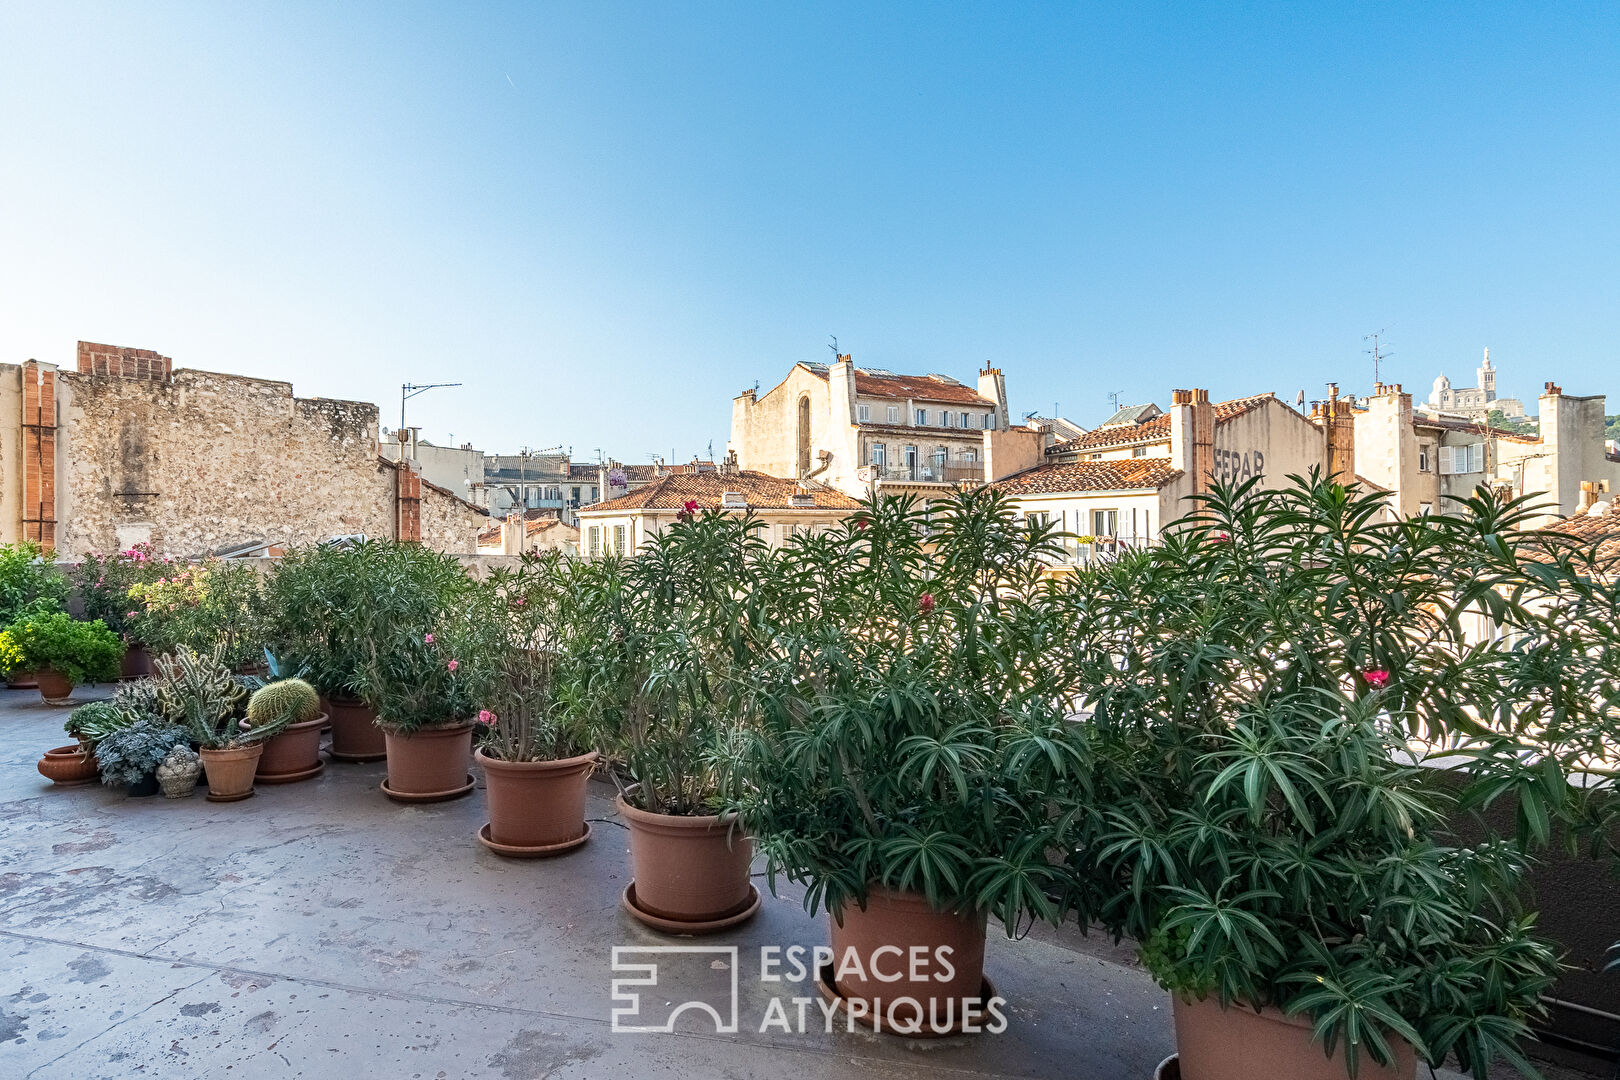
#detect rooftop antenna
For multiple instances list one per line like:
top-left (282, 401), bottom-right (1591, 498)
top-left (1107, 391), bottom-right (1126, 413)
top-left (1363, 330), bottom-right (1393, 385)
top-left (399, 382), bottom-right (461, 462)
top-left (828, 335), bottom-right (839, 359)
top-left (706, 440), bottom-right (714, 460)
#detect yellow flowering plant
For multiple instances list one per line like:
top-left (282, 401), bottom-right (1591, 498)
top-left (0, 629), bottom-right (24, 677)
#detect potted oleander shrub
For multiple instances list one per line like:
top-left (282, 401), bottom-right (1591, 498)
top-left (5, 609), bottom-right (123, 703)
top-left (72, 543), bottom-right (166, 678)
top-left (95, 715), bottom-right (190, 797)
top-left (128, 560), bottom-right (266, 674)
top-left (1064, 475), bottom-right (1562, 1080)
top-left (351, 543), bottom-right (478, 801)
top-left (153, 645), bottom-right (287, 801)
top-left (242, 678), bottom-right (325, 783)
top-left (264, 543), bottom-right (386, 761)
top-left (461, 552), bottom-right (597, 855)
top-left (740, 489), bottom-right (1086, 1033)
top-left (564, 511), bottom-right (762, 932)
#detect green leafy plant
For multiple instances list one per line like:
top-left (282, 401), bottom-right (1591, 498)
top-left (349, 542), bottom-right (476, 733)
top-left (262, 544), bottom-right (375, 698)
top-left (0, 541), bottom-right (68, 626)
top-left (5, 610), bottom-right (123, 683)
top-left (64, 700), bottom-right (136, 749)
top-left (561, 511), bottom-right (766, 815)
top-left (151, 645), bottom-right (272, 749)
top-left (459, 551), bottom-right (592, 762)
top-left (71, 543), bottom-right (167, 637)
top-left (128, 560), bottom-right (265, 670)
top-left (95, 717), bottom-right (190, 787)
top-left (245, 678), bottom-right (321, 728)
top-left (1061, 473), bottom-right (1563, 1078)
top-left (738, 488), bottom-right (1090, 929)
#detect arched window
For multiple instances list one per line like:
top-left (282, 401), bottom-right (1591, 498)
top-left (796, 395), bottom-right (811, 477)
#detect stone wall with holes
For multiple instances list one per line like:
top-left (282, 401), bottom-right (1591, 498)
top-left (51, 361), bottom-right (484, 557)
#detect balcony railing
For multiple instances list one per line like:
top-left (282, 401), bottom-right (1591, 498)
top-left (872, 462), bottom-right (985, 484)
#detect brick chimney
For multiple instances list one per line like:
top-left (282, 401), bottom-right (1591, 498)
top-left (1170, 389), bottom-right (1216, 493)
top-left (1309, 382), bottom-right (1357, 481)
top-left (977, 365), bottom-right (1010, 429)
top-left (77, 341), bottom-right (172, 381)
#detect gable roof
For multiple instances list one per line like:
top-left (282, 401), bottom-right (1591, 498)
top-left (799, 363), bottom-right (994, 407)
top-left (582, 471), bottom-right (861, 514)
top-left (1412, 414), bottom-right (1543, 444)
top-left (1048, 394), bottom-right (1277, 455)
top-left (986, 457), bottom-right (1182, 495)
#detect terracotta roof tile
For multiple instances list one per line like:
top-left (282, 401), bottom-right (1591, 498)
top-left (1048, 394), bottom-right (1277, 454)
top-left (987, 458), bottom-right (1182, 494)
top-left (803, 364), bottom-right (994, 407)
top-left (1546, 502), bottom-right (1620, 560)
top-left (582, 471), bottom-right (862, 513)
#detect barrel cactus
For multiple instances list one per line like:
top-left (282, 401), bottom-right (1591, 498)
top-left (246, 678), bottom-right (321, 728)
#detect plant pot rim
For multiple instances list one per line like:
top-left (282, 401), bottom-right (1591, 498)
top-left (615, 792), bottom-right (739, 830)
top-left (1174, 993), bottom-right (1316, 1034)
top-left (44, 744), bottom-right (92, 758)
top-left (238, 714), bottom-right (328, 736)
top-left (377, 720), bottom-right (476, 737)
top-left (326, 691), bottom-right (367, 706)
top-left (475, 747), bottom-right (598, 773)
top-left (199, 743), bottom-right (265, 759)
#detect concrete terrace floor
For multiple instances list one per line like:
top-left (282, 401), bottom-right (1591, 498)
top-left (0, 686), bottom-right (1580, 1080)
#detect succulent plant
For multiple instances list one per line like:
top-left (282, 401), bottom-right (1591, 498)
top-left (95, 718), bottom-right (190, 788)
top-left (112, 678), bottom-right (164, 722)
top-left (152, 645), bottom-right (257, 749)
top-left (64, 700), bottom-right (134, 748)
top-left (155, 744), bottom-right (201, 798)
top-left (246, 678), bottom-right (321, 728)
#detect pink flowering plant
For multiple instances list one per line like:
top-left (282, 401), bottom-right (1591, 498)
top-left (126, 559), bottom-right (266, 670)
top-left (456, 551), bottom-right (593, 762)
top-left (69, 543), bottom-right (162, 637)
top-left (348, 542), bottom-right (477, 734)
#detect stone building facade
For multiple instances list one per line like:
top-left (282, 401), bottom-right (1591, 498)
top-left (1427, 348), bottom-right (1526, 420)
top-left (0, 341), bottom-right (488, 556)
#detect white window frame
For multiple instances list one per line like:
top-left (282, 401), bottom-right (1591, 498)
top-left (613, 524), bottom-right (626, 556)
top-left (857, 404), bottom-right (870, 422)
top-left (588, 526), bottom-right (601, 556)
top-left (870, 443), bottom-right (886, 467)
top-left (886, 405), bottom-right (899, 423)
top-left (915, 408), bottom-right (928, 426)
top-left (984, 413), bottom-right (996, 430)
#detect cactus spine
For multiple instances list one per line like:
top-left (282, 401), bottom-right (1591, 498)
top-left (246, 678), bottom-right (321, 728)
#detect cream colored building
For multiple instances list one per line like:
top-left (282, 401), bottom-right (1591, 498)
top-left (988, 388), bottom-right (1362, 563)
top-left (1357, 381), bottom-right (1619, 524)
top-left (576, 467), bottom-right (861, 557)
top-left (1427, 348), bottom-right (1525, 420)
top-left (729, 354), bottom-right (1020, 500)
top-left (475, 513), bottom-right (580, 556)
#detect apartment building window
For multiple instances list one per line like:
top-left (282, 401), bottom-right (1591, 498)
top-left (1418, 447), bottom-right (1431, 472)
top-left (571, 486), bottom-right (581, 502)
top-left (915, 408), bottom-right (928, 426)
top-left (1132, 446), bottom-right (1147, 458)
top-left (590, 486), bottom-right (598, 500)
top-left (613, 525), bottom-right (627, 556)
top-left (870, 443), bottom-right (886, 467)
top-left (931, 448), bottom-right (948, 476)
top-left (962, 448), bottom-right (977, 463)
top-left (983, 413), bottom-right (996, 430)
top-left (588, 526), bottom-right (601, 556)
top-left (886, 405), bottom-right (899, 423)
top-left (1092, 509), bottom-right (1119, 537)
top-left (1440, 444), bottom-right (1485, 475)
top-left (904, 444), bottom-right (918, 478)
top-left (857, 404), bottom-right (870, 422)
top-left (943, 412), bottom-right (955, 428)
top-left (960, 412), bottom-right (970, 428)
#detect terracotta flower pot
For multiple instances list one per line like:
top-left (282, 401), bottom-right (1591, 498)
top-left (199, 744), bottom-right (264, 802)
top-left (119, 644), bottom-right (153, 680)
top-left (382, 723), bottom-right (474, 800)
top-left (1171, 994), bottom-right (1417, 1080)
top-left (476, 748), bottom-right (597, 851)
top-left (37, 670), bottom-right (76, 704)
top-left (829, 886), bottom-right (989, 1034)
top-left (7, 669), bottom-right (40, 690)
top-left (245, 715), bottom-right (326, 782)
top-left (37, 745), bottom-right (99, 786)
top-left (617, 794), bottom-right (755, 925)
top-left (327, 694), bottom-right (386, 761)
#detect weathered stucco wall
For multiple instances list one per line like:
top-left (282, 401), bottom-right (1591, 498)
top-left (52, 366), bottom-right (483, 556)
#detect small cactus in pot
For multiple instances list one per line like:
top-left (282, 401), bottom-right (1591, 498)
top-left (245, 678), bottom-right (322, 729)
top-left (156, 744), bottom-right (201, 798)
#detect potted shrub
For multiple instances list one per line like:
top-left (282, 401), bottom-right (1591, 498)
top-left (264, 543), bottom-right (385, 761)
top-left (0, 541), bottom-right (67, 688)
top-left (128, 560), bottom-right (266, 674)
top-left (71, 543), bottom-right (166, 678)
top-left (242, 677), bottom-right (325, 783)
top-left (5, 609), bottom-right (124, 703)
top-left (153, 645), bottom-right (287, 801)
top-left (461, 552), bottom-right (597, 855)
top-left (95, 715), bottom-right (190, 797)
top-left (565, 512), bottom-right (763, 933)
top-left (352, 543), bottom-right (478, 801)
top-left (1065, 476), bottom-right (1562, 1079)
top-left (740, 490), bottom-right (1084, 1033)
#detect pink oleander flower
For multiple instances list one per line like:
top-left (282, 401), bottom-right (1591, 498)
top-left (125, 611), bottom-right (136, 619)
top-left (1212, 532), bottom-right (1231, 544)
top-left (478, 709), bottom-right (497, 726)
top-left (447, 659), bottom-right (459, 672)
top-left (423, 633), bottom-right (435, 644)
top-left (1363, 668), bottom-right (1391, 688)
top-left (918, 592), bottom-right (935, 615)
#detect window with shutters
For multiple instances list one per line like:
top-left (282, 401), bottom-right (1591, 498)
top-left (588, 527), bottom-right (601, 556)
top-left (613, 525), bottom-right (626, 556)
top-left (916, 408), bottom-right (928, 426)
top-left (857, 404), bottom-right (870, 422)
top-left (886, 405), bottom-right (899, 423)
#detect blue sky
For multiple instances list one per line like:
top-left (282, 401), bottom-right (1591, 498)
top-left (2, 3), bottom-right (1615, 462)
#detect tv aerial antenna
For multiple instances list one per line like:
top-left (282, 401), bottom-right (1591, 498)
top-left (1364, 330), bottom-right (1393, 385)
top-left (1107, 390), bottom-right (1126, 413)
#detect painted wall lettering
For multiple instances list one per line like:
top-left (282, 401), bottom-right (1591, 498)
top-left (1213, 448), bottom-right (1266, 483)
